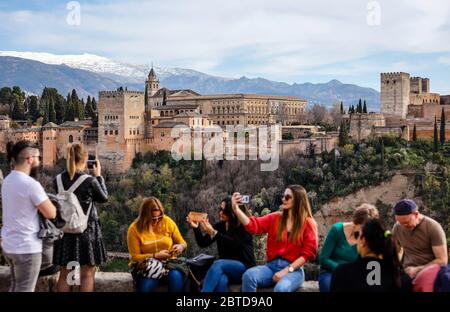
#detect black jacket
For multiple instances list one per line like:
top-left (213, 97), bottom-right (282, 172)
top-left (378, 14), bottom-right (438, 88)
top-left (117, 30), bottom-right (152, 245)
top-left (193, 221), bottom-right (256, 268)
top-left (53, 170), bottom-right (108, 222)
top-left (331, 257), bottom-right (400, 292)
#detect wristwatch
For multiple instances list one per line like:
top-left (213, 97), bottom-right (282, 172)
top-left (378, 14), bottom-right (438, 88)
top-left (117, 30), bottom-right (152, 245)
top-left (288, 265), bottom-right (294, 273)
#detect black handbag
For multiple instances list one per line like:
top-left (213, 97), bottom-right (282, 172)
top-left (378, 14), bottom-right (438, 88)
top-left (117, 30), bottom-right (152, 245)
top-left (186, 254), bottom-right (216, 291)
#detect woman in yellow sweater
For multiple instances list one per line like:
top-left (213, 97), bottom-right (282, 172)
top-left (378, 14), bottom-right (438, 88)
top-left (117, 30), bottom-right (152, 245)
top-left (127, 197), bottom-right (187, 292)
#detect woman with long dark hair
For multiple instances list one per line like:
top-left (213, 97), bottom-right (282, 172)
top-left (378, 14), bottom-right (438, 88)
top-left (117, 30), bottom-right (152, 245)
top-left (187, 196), bottom-right (256, 292)
top-left (231, 185), bottom-right (318, 292)
top-left (331, 219), bottom-right (402, 292)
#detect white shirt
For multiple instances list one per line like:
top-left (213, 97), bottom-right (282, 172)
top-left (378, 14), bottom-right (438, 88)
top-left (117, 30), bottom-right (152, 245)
top-left (1, 170), bottom-right (48, 254)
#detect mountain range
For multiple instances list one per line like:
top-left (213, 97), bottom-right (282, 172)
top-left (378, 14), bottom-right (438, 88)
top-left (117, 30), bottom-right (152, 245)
top-left (0, 51), bottom-right (380, 111)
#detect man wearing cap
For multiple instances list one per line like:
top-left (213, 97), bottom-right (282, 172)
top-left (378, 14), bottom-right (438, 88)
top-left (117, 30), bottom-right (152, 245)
top-left (392, 199), bottom-right (448, 280)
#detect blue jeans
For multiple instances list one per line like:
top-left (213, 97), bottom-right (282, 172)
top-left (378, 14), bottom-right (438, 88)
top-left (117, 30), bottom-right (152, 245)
top-left (318, 269), bottom-right (333, 292)
top-left (202, 259), bottom-right (247, 292)
top-left (135, 269), bottom-right (184, 292)
top-left (242, 258), bottom-right (305, 292)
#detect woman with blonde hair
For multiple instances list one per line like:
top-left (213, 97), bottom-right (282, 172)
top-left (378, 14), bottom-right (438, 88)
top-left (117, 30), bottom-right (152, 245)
top-left (53, 143), bottom-right (108, 292)
top-left (231, 185), bottom-right (319, 292)
top-left (318, 203), bottom-right (379, 292)
top-left (127, 197), bottom-right (187, 292)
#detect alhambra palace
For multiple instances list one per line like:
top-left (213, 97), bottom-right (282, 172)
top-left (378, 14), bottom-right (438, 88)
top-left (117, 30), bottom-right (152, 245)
top-left (1, 69), bottom-right (450, 173)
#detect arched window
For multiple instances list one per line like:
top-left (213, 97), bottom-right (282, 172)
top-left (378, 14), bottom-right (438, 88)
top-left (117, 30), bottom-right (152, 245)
top-left (69, 135), bottom-right (73, 143)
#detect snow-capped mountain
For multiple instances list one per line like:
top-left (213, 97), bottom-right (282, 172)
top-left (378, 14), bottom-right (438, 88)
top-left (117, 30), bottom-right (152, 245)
top-left (0, 51), bottom-right (229, 82)
top-left (0, 51), bottom-right (380, 110)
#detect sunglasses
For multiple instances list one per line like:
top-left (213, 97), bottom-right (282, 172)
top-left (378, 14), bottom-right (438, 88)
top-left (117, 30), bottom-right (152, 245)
top-left (282, 194), bottom-right (292, 201)
top-left (28, 155), bottom-right (42, 160)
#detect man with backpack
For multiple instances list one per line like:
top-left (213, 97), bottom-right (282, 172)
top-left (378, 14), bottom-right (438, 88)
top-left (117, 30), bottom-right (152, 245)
top-left (1, 141), bottom-right (57, 292)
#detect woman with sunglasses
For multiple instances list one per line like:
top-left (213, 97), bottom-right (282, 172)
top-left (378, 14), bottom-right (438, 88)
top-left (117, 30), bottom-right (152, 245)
top-left (331, 218), bottom-right (403, 292)
top-left (127, 197), bottom-right (187, 292)
top-left (318, 204), bottom-right (379, 292)
top-left (231, 185), bottom-right (318, 292)
top-left (186, 197), bottom-right (256, 292)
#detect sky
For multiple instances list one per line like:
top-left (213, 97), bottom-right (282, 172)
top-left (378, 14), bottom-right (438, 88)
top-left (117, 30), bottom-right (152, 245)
top-left (1, 0), bottom-right (450, 92)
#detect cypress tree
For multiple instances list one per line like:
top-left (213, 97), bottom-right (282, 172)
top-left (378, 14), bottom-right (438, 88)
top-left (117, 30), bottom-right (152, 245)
top-left (363, 100), bottom-right (367, 113)
top-left (440, 107), bottom-right (446, 145)
top-left (434, 116), bottom-right (439, 153)
top-left (380, 137), bottom-right (386, 173)
top-left (144, 85), bottom-right (148, 106)
top-left (413, 124), bottom-right (417, 141)
top-left (48, 98), bottom-right (56, 123)
top-left (27, 96), bottom-right (39, 122)
top-left (340, 101), bottom-right (344, 114)
top-left (91, 97), bottom-right (97, 112)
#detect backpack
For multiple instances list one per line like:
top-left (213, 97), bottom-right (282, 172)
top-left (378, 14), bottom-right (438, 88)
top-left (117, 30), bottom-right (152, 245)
top-left (55, 173), bottom-right (92, 234)
top-left (434, 265), bottom-right (450, 292)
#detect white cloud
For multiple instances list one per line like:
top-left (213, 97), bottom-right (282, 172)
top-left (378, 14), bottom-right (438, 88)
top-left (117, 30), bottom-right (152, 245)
top-left (438, 55), bottom-right (450, 65)
top-left (1, 0), bottom-right (450, 78)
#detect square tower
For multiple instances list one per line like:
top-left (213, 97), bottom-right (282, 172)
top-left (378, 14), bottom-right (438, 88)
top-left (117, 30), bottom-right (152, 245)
top-left (380, 72), bottom-right (410, 119)
top-left (98, 90), bottom-right (145, 171)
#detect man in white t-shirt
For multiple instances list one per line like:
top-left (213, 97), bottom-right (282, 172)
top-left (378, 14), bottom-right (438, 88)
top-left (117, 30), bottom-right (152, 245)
top-left (1, 141), bottom-right (56, 292)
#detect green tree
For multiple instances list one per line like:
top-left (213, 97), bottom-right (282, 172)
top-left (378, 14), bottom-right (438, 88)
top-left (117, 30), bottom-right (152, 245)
top-left (340, 101), bottom-right (344, 114)
top-left (440, 107), bottom-right (446, 145)
top-left (11, 96), bottom-right (25, 120)
top-left (413, 124), bottom-right (417, 142)
top-left (71, 89), bottom-right (85, 120)
top-left (357, 99), bottom-right (362, 113)
top-left (91, 97), bottom-right (97, 111)
top-left (26, 95), bottom-right (39, 122)
top-left (48, 98), bottom-right (56, 123)
top-left (144, 84), bottom-right (148, 106)
top-left (54, 94), bottom-right (65, 124)
top-left (363, 100), bottom-right (367, 113)
top-left (434, 116), bottom-right (439, 153)
top-left (338, 120), bottom-right (349, 147)
top-left (162, 89), bottom-right (168, 106)
top-left (65, 92), bottom-right (76, 121)
top-left (380, 137), bottom-right (386, 172)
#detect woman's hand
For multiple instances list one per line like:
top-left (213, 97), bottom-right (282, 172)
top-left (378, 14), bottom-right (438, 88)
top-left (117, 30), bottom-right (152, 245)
top-left (171, 244), bottom-right (185, 256)
top-left (154, 250), bottom-right (172, 260)
top-left (272, 268), bottom-right (289, 283)
top-left (93, 160), bottom-right (101, 177)
top-left (186, 216), bottom-right (199, 228)
top-left (231, 192), bottom-right (243, 211)
top-left (201, 219), bottom-right (216, 236)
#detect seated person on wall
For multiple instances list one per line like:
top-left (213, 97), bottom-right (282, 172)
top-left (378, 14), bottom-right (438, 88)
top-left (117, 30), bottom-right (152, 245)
top-left (331, 219), bottom-right (404, 292)
top-left (186, 196), bottom-right (256, 292)
top-left (127, 197), bottom-right (187, 292)
top-left (392, 199), bottom-right (448, 286)
top-left (231, 185), bottom-right (318, 292)
top-left (318, 204), bottom-right (379, 292)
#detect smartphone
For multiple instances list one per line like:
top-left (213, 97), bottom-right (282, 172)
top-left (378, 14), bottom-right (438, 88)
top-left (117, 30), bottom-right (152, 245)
top-left (87, 154), bottom-right (96, 169)
top-left (241, 195), bottom-right (251, 204)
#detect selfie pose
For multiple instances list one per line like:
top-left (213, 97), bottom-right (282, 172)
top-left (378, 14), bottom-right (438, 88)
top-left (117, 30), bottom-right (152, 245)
top-left (187, 197), bottom-right (256, 292)
top-left (53, 143), bottom-right (108, 292)
top-left (231, 185), bottom-right (318, 292)
top-left (127, 196), bottom-right (187, 292)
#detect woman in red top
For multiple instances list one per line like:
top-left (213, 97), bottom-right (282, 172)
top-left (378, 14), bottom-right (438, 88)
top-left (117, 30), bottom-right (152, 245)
top-left (232, 185), bottom-right (318, 292)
